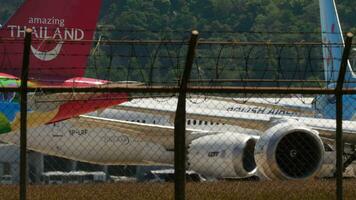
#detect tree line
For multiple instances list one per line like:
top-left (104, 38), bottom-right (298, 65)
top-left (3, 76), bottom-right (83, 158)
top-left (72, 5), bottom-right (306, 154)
top-left (1, 0), bottom-right (355, 86)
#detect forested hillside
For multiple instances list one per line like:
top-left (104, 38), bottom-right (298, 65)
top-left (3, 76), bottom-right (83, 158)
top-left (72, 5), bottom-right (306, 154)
top-left (2, 0), bottom-right (355, 37)
top-left (1, 0), bottom-right (355, 84)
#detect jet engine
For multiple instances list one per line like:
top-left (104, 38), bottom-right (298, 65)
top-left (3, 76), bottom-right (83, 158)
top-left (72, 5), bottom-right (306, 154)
top-left (188, 132), bottom-right (258, 178)
top-left (254, 121), bottom-right (324, 180)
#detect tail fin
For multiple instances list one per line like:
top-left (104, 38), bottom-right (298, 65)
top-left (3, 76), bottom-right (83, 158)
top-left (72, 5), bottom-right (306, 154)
top-left (313, 0), bottom-right (355, 120)
top-left (0, 0), bottom-right (102, 81)
top-left (319, 0), bottom-right (356, 87)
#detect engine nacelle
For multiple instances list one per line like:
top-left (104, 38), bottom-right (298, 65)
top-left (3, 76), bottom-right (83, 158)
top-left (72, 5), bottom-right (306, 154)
top-left (188, 132), bottom-right (257, 178)
top-left (254, 121), bottom-right (324, 180)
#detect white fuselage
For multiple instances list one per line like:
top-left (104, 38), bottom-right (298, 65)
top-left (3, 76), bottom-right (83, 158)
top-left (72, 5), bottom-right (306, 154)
top-left (0, 97), bottom-right (312, 166)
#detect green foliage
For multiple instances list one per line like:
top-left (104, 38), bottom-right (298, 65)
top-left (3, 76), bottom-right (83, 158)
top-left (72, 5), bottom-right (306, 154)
top-left (0, 113), bottom-right (11, 134)
top-left (2, 0), bottom-right (354, 39)
top-left (1, 0), bottom-right (354, 85)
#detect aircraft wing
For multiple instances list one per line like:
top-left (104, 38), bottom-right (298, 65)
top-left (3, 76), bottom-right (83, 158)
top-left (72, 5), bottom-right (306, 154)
top-left (112, 99), bottom-right (290, 131)
top-left (185, 108), bottom-right (356, 145)
top-left (112, 100), bottom-right (356, 145)
top-left (74, 115), bottom-right (221, 150)
top-left (114, 96), bottom-right (315, 118)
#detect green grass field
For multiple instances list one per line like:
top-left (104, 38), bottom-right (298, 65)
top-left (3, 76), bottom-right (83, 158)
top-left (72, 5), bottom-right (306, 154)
top-left (1, 180), bottom-right (355, 200)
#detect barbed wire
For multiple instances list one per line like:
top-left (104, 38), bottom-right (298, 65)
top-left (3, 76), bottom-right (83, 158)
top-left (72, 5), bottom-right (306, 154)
top-left (0, 37), bottom-right (355, 87)
top-left (0, 37), bottom-right (351, 45)
top-left (1, 26), bottom-right (354, 34)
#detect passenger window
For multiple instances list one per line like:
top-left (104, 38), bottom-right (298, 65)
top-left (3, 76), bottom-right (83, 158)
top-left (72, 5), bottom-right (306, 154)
top-left (193, 120), bottom-right (196, 125)
top-left (187, 120), bottom-right (191, 125)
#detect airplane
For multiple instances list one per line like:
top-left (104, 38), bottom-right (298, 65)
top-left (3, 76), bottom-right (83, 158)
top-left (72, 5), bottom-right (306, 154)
top-left (0, 0), bottom-right (355, 181)
top-left (0, 0), bottom-right (130, 135)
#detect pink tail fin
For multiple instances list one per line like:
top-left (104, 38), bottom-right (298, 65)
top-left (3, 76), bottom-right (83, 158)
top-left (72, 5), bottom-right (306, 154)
top-left (0, 0), bottom-right (102, 81)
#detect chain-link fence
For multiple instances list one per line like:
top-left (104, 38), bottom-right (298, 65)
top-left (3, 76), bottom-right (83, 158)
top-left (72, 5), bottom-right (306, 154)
top-left (0, 30), bottom-right (355, 200)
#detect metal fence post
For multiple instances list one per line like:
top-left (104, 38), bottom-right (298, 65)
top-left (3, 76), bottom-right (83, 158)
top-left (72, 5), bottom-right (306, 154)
top-left (335, 32), bottom-right (353, 200)
top-left (174, 30), bottom-right (199, 200)
top-left (20, 28), bottom-right (32, 200)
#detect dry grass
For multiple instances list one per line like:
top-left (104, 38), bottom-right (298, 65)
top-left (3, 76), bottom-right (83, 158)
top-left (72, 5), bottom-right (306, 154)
top-left (1, 180), bottom-right (356, 200)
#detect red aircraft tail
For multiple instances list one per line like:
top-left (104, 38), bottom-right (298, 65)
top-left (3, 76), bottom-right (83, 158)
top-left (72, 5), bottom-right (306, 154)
top-left (0, 0), bottom-right (102, 81)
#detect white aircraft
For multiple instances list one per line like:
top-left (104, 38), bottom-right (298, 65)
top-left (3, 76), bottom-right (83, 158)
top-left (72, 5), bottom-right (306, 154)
top-left (1, 0), bottom-right (356, 180)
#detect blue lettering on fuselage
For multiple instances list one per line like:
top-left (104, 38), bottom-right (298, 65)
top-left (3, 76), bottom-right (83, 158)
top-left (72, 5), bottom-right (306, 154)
top-left (227, 106), bottom-right (296, 116)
